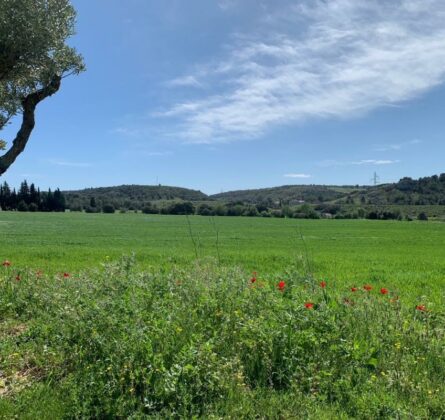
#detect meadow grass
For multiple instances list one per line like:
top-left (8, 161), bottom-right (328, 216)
top-left (1, 212), bottom-right (445, 417)
top-left (0, 258), bottom-right (444, 418)
top-left (1, 212), bottom-right (445, 302)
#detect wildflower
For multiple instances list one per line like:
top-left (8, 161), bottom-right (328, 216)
top-left (416, 305), bottom-right (426, 312)
top-left (63, 272), bottom-right (70, 278)
top-left (250, 276), bottom-right (257, 284)
top-left (278, 281), bottom-right (285, 291)
top-left (2, 260), bottom-right (11, 267)
top-left (304, 302), bottom-right (314, 310)
top-left (363, 285), bottom-right (372, 291)
top-left (15, 275), bottom-right (20, 281)
top-left (351, 287), bottom-right (358, 292)
top-left (380, 288), bottom-right (389, 295)
top-left (320, 281), bottom-right (327, 288)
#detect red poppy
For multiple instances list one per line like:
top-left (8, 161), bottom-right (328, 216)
top-left (380, 288), bottom-right (389, 295)
top-left (278, 281), bottom-right (285, 291)
top-left (416, 305), bottom-right (426, 312)
top-left (304, 302), bottom-right (314, 309)
top-left (2, 260), bottom-right (11, 267)
top-left (63, 272), bottom-right (70, 278)
top-left (351, 287), bottom-right (358, 292)
top-left (15, 275), bottom-right (20, 281)
top-left (250, 276), bottom-right (257, 284)
top-left (363, 285), bottom-right (372, 291)
top-left (320, 281), bottom-right (327, 288)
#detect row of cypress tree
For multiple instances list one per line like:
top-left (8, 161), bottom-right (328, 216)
top-left (0, 180), bottom-right (66, 212)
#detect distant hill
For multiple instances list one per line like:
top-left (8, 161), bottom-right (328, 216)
top-left (63, 174), bottom-right (445, 212)
top-left (211, 185), bottom-right (368, 205)
top-left (340, 174), bottom-right (445, 206)
top-left (64, 185), bottom-right (208, 210)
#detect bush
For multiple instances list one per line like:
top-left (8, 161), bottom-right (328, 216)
top-left (102, 204), bottom-right (115, 214)
top-left (17, 200), bottom-right (28, 212)
top-left (418, 212), bottom-right (428, 221)
top-left (28, 202), bottom-right (39, 212)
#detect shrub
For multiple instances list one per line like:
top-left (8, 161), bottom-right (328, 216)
top-left (102, 204), bottom-right (115, 214)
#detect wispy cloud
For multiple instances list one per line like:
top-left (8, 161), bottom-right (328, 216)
top-left (284, 173), bottom-right (312, 178)
top-left (319, 159), bottom-right (400, 167)
top-left (165, 75), bottom-right (202, 88)
top-left (373, 138), bottom-right (422, 152)
top-left (352, 159), bottom-right (400, 165)
top-left (48, 159), bottom-right (92, 168)
top-left (157, 0), bottom-right (445, 143)
top-left (111, 127), bottom-right (142, 137)
top-left (144, 151), bottom-right (172, 157)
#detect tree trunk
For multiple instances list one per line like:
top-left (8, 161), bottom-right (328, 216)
top-left (0, 75), bottom-right (61, 176)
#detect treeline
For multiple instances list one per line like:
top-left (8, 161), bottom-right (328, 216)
top-left (64, 185), bottom-right (207, 211)
top-left (76, 200), bottom-right (431, 221)
top-left (0, 180), bottom-right (66, 212)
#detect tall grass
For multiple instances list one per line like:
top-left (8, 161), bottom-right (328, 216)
top-left (1, 257), bottom-right (444, 418)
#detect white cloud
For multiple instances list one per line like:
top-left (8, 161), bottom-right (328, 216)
top-left (284, 173), bottom-right (311, 178)
top-left (352, 159), bottom-right (400, 165)
top-left (48, 159), bottom-right (92, 168)
top-left (319, 159), bottom-right (399, 167)
top-left (158, 0), bottom-right (445, 143)
top-left (165, 75), bottom-right (202, 88)
top-left (373, 138), bottom-right (422, 152)
top-left (111, 127), bottom-right (142, 137)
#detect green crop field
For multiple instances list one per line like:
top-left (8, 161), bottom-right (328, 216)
top-left (1, 212), bottom-right (445, 418)
top-left (1, 212), bottom-right (445, 301)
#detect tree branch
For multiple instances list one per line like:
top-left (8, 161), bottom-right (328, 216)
top-left (0, 75), bottom-right (61, 176)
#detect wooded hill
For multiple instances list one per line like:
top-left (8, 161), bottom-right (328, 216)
top-left (61, 174), bottom-right (445, 212)
top-left (64, 185), bottom-right (207, 211)
top-left (212, 185), bottom-right (367, 205)
top-left (339, 174), bottom-right (445, 205)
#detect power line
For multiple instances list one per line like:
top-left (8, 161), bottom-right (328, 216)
top-left (370, 172), bottom-right (380, 186)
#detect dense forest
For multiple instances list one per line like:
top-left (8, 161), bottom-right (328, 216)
top-left (0, 181), bottom-right (66, 212)
top-left (64, 185), bottom-right (207, 212)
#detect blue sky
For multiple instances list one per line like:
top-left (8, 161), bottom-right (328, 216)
top-left (2, 0), bottom-right (445, 194)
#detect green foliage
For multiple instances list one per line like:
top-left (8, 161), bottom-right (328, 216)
top-left (0, 0), bottom-right (84, 128)
top-left (0, 180), bottom-right (66, 211)
top-left (102, 204), bottom-right (115, 214)
top-left (0, 259), bottom-right (444, 417)
top-left (64, 185), bottom-right (207, 211)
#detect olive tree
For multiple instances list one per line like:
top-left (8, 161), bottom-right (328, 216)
top-left (0, 0), bottom-right (84, 175)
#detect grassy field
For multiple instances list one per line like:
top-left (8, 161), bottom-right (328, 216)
top-left (1, 212), bottom-right (445, 301)
top-left (1, 212), bottom-right (445, 417)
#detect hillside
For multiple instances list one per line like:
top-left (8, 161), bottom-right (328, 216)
top-left (338, 174), bottom-right (445, 205)
top-left (62, 174), bottom-right (445, 213)
top-left (211, 185), bottom-right (367, 205)
top-left (64, 185), bottom-right (208, 210)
